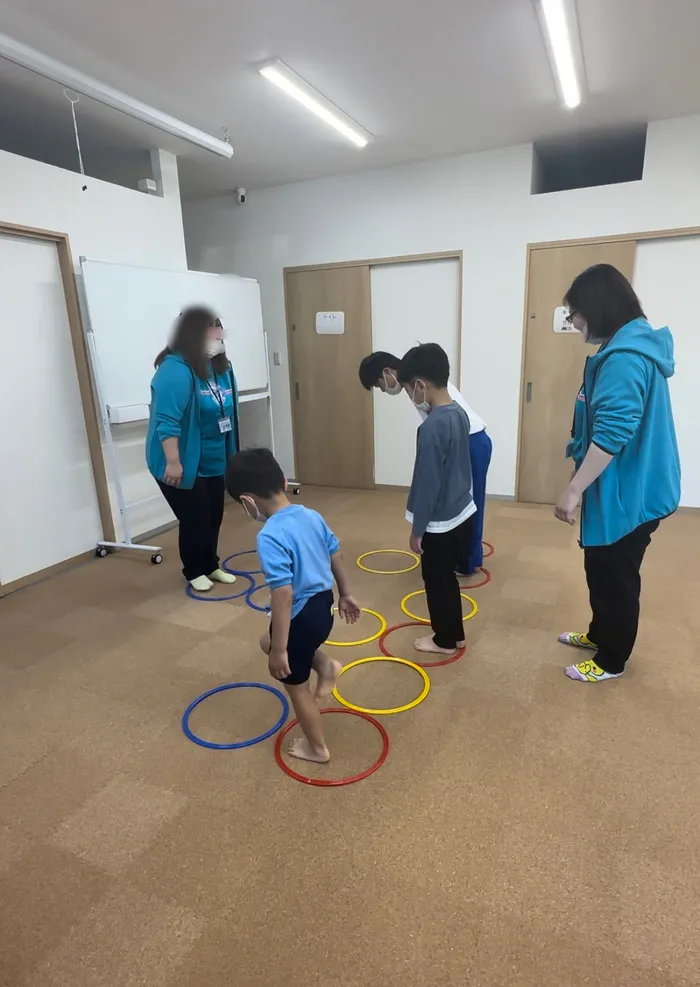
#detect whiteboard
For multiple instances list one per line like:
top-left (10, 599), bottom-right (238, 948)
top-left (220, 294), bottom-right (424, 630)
top-left (80, 258), bottom-right (268, 412)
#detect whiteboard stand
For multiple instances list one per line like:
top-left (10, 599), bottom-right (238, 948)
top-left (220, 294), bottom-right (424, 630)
top-left (84, 327), bottom-right (164, 564)
top-left (257, 332), bottom-right (300, 496)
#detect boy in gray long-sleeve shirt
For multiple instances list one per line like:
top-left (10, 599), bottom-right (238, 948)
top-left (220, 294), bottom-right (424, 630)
top-left (398, 344), bottom-right (476, 656)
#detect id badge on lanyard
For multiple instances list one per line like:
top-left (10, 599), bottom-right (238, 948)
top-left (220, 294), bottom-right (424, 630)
top-left (208, 378), bottom-right (232, 434)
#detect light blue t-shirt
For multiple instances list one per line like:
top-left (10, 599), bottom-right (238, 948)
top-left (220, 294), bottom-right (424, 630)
top-left (198, 370), bottom-right (235, 477)
top-left (256, 505), bottom-right (340, 618)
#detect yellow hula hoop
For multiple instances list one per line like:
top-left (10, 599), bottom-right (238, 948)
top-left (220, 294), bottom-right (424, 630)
top-left (332, 656), bottom-right (430, 714)
top-left (356, 550), bottom-right (420, 575)
top-left (400, 590), bottom-right (478, 624)
top-left (325, 607), bottom-right (387, 647)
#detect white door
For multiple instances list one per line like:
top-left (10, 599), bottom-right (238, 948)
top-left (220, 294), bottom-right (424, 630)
top-left (370, 258), bottom-right (460, 486)
top-left (0, 234), bottom-right (102, 585)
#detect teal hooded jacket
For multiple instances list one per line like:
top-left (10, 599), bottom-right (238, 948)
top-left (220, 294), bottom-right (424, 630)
top-left (146, 353), bottom-right (239, 489)
top-left (567, 317), bottom-right (680, 548)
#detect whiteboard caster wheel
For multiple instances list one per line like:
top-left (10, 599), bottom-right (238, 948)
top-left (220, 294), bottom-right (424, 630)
top-left (292, 487), bottom-right (300, 496)
top-left (96, 546), bottom-right (109, 558)
top-left (151, 553), bottom-right (164, 565)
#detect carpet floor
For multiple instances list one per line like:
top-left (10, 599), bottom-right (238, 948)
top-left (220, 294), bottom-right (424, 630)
top-left (0, 489), bottom-right (698, 986)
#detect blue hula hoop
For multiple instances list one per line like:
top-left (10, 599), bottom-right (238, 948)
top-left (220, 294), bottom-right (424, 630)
top-left (222, 550), bottom-right (262, 576)
top-left (182, 682), bottom-right (289, 750)
top-left (185, 570), bottom-right (255, 602)
top-left (246, 582), bottom-right (271, 614)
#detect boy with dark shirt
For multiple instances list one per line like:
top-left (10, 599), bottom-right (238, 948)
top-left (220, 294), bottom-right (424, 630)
top-left (398, 344), bottom-right (475, 655)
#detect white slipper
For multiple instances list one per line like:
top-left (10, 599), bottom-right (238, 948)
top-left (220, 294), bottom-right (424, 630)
top-left (190, 575), bottom-right (214, 592)
top-left (208, 568), bottom-right (237, 585)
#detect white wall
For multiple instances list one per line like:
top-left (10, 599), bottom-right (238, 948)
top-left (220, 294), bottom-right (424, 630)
top-left (184, 114), bottom-right (700, 504)
top-left (0, 147), bottom-right (188, 544)
top-left (370, 258), bottom-right (460, 486)
top-left (634, 237), bottom-right (700, 507)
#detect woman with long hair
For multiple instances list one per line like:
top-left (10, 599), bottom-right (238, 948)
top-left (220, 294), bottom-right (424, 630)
top-left (554, 264), bottom-right (680, 682)
top-left (146, 306), bottom-right (240, 591)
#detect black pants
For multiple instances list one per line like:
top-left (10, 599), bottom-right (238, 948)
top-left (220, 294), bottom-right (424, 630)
top-left (421, 515), bottom-right (475, 649)
top-left (157, 475), bottom-right (226, 581)
top-left (584, 518), bottom-right (660, 674)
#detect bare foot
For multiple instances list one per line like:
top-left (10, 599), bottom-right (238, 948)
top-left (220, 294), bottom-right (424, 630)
top-left (314, 658), bottom-right (342, 700)
top-left (414, 636), bottom-right (457, 655)
top-left (456, 640), bottom-right (465, 648)
top-left (288, 738), bottom-right (330, 763)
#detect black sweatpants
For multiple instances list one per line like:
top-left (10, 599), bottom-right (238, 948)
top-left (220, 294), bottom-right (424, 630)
top-left (584, 518), bottom-right (660, 674)
top-left (421, 515), bottom-right (475, 650)
top-left (157, 475), bottom-right (226, 581)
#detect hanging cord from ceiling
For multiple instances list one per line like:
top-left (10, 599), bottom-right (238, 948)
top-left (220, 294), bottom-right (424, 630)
top-left (63, 88), bottom-right (85, 175)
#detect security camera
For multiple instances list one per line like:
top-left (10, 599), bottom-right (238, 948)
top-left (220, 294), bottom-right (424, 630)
top-left (235, 187), bottom-right (247, 205)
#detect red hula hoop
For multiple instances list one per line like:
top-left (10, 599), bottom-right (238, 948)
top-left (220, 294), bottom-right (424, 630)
top-left (379, 621), bottom-right (466, 668)
top-left (274, 708), bottom-right (390, 787)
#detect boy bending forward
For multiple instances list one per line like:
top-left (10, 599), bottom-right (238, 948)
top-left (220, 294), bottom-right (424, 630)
top-left (226, 448), bottom-right (360, 763)
top-left (398, 344), bottom-right (475, 656)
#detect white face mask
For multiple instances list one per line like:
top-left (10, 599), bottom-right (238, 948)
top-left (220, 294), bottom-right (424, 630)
top-left (383, 371), bottom-right (403, 396)
top-left (205, 338), bottom-right (225, 359)
top-left (241, 496), bottom-right (266, 523)
top-left (412, 380), bottom-right (431, 414)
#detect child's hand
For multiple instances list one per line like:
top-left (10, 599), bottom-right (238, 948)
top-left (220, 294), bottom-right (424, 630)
top-left (409, 534), bottom-right (423, 555)
top-left (338, 595), bottom-right (361, 624)
top-left (268, 649), bottom-right (291, 680)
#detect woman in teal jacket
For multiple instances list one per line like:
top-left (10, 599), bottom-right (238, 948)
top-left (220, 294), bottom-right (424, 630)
top-left (554, 264), bottom-right (680, 682)
top-left (146, 307), bottom-right (240, 592)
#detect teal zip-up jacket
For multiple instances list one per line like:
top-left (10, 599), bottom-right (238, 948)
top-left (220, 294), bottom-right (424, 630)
top-left (146, 353), bottom-right (239, 489)
top-left (567, 317), bottom-right (680, 548)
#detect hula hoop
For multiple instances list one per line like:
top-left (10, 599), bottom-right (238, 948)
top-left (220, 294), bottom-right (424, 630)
top-left (379, 621), bottom-right (466, 668)
top-left (400, 590), bottom-right (478, 624)
top-left (356, 550), bottom-right (420, 575)
top-left (274, 708), bottom-right (390, 787)
top-left (458, 567), bottom-right (492, 590)
top-left (246, 583), bottom-right (270, 614)
top-left (482, 541), bottom-right (495, 559)
top-left (185, 571), bottom-right (255, 602)
top-left (325, 607), bottom-right (387, 647)
top-left (182, 682), bottom-right (288, 750)
top-left (222, 550), bottom-right (262, 575)
top-left (332, 656), bottom-right (430, 714)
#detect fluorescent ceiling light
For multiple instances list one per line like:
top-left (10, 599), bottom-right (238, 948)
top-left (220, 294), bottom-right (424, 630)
top-left (259, 59), bottom-right (371, 148)
top-left (536, 0), bottom-right (582, 109)
top-left (0, 32), bottom-right (233, 158)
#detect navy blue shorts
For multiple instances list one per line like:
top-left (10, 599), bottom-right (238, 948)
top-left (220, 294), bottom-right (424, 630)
top-left (270, 589), bottom-right (334, 686)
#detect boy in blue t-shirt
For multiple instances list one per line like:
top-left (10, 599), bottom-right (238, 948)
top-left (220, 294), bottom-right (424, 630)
top-left (225, 448), bottom-right (361, 764)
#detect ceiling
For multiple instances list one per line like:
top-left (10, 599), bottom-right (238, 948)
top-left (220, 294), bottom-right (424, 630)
top-left (1, 0), bottom-right (700, 199)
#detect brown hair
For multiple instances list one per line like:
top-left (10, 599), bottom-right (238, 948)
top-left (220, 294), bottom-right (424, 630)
top-left (155, 306), bottom-right (228, 380)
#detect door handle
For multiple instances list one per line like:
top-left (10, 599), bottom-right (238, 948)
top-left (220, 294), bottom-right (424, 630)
top-left (294, 382), bottom-right (300, 401)
top-left (526, 382), bottom-right (532, 403)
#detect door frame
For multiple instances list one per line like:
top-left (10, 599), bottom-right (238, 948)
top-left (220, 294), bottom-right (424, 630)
top-left (515, 225), bottom-right (700, 503)
top-left (0, 220), bottom-right (115, 597)
top-left (283, 250), bottom-right (464, 482)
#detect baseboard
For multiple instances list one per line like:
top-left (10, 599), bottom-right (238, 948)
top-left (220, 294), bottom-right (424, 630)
top-left (0, 549), bottom-right (96, 599)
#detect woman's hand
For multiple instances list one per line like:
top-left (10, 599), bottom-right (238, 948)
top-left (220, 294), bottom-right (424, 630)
top-left (163, 460), bottom-right (183, 487)
top-left (409, 534), bottom-right (423, 556)
top-left (554, 488), bottom-right (580, 525)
